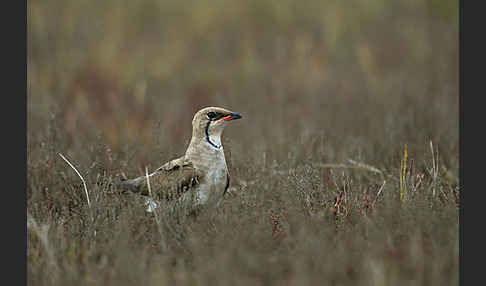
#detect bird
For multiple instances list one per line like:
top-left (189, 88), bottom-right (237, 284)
top-left (114, 106), bottom-right (242, 213)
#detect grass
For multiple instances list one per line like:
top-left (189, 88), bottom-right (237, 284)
top-left (28, 0), bottom-right (458, 285)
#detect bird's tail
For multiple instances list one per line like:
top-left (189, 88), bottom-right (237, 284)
top-left (110, 176), bottom-right (145, 193)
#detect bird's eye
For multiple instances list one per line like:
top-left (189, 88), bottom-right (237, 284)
top-left (206, 112), bottom-right (216, 120)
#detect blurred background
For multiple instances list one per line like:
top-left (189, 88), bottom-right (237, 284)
top-left (28, 0), bottom-right (458, 180)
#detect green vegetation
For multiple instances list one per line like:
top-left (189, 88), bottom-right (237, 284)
top-left (28, 0), bottom-right (458, 285)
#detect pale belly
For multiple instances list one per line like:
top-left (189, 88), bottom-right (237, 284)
top-left (196, 167), bottom-right (227, 204)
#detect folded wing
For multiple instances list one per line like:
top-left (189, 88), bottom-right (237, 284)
top-left (116, 156), bottom-right (204, 201)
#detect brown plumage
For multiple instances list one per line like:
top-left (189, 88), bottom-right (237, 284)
top-left (115, 107), bottom-right (242, 210)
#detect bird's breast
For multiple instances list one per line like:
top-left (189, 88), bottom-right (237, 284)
top-left (185, 142), bottom-right (228, 205)
top-left (194, 155), bottom-right (227, 204)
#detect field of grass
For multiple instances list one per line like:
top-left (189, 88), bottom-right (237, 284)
top-left (27, 0), bottom-right (459, 285)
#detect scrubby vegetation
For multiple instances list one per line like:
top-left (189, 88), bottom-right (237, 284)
top-left (28, 0), bottom-right (458, 285)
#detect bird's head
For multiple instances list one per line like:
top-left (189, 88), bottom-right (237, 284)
top-left (190, 106), bottom-right (242, 149)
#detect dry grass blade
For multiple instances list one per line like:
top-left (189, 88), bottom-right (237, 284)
top-left (317, 160), bottom-right (383, 175)
top-left (428, 140), bottom-right (441, 196)
top-left (400, 144), bottom-right (408, 202)
top-left (145, 167), bottom-right (153, 199)
top-left (58, 153), bottom-right (91, 208)
top-left (146, 166), bottom-right (167, 251)
top-left (347, 159), bottom-right (384, 174)
top-left (372, 180), bottom-right (387, 208)
top-left (144, 167), bottom-right (160, 213)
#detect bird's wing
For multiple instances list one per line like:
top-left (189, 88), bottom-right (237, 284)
top-left (223, 171), bottom-right (230, 197)
top-left (116, 156), bottom-right (204, 201)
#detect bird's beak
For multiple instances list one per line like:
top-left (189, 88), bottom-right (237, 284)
top-left (221, 112), bottom-right (242, 121)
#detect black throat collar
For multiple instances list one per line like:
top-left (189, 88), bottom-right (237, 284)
top-left (205, 121), bottom-right (221, 149)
